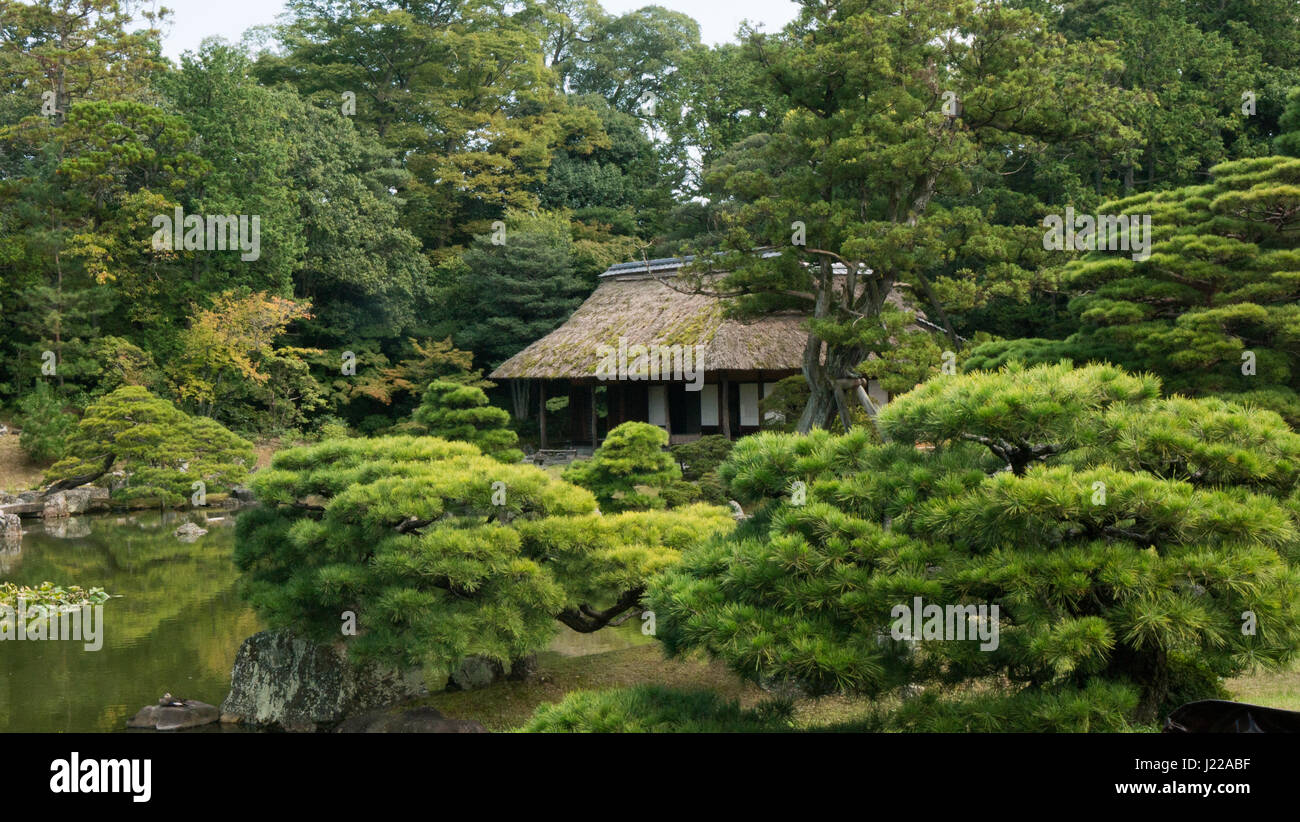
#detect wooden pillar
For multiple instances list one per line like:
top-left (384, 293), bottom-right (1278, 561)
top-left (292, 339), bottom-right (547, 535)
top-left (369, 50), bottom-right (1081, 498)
top-left (539, 381), bottom-right (548, 450)
top-left (618, 383), bottom-right (626, 426)
top-left (591, 383), bottom-right (599, 447)
top-left (663, 383), bottom-right (672, 443)
top-left (720, 374), bottom-right (731, 440)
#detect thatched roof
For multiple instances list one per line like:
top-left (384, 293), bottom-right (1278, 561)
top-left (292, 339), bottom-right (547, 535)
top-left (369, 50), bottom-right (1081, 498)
top-left (491, 257), bottom-right (935, 381)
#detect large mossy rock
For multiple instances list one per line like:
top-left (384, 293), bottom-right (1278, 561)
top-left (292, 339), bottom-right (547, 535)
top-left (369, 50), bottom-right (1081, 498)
top-left (220, 629), bottom-right (430, 732)
top-left (1, 511), bottom-right (21, 540)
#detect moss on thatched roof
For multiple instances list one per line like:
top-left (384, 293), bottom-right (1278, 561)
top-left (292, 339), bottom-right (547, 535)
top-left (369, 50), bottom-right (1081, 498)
top-left (491, 274), bottom-right (810, 380)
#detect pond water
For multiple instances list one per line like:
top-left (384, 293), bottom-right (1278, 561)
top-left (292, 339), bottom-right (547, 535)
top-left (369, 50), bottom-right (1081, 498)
top-left (1, 508), bottom-right (652, 733)
top-left (0, 510), bottom-right (260, 733)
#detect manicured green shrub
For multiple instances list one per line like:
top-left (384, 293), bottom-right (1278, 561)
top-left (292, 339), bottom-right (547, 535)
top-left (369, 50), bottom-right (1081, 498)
top-left (563, 421), bottom-right (682, 512)
top-left (670, 435), bottom-right (734, 481)
top-left (44, 386), bottom-right (254, 504)
top-left (411, 379), bottom-right (523, 463)
top-left (670, 434), bottom-right (734, 505)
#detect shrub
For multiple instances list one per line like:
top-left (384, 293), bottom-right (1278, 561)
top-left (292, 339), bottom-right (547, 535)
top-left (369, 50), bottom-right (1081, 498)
top-left (411, 379), bottom-right (522, 463)
top-left (563, 421), bottom-right (681, 512)
top-left (670, 435), bottom-right (734, 481)
top-left (16, 382), bottom-right (78, 463)
top-left (45, 386), bottom-right (254, 505)
top-left (670, 435), bottom-right (734, 505)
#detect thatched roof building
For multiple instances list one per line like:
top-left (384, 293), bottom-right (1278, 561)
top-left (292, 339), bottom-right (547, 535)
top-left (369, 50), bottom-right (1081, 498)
top-left (493, 260), bottom-right (811, 380)
top-left (491, 256), bottom-right (930, 447)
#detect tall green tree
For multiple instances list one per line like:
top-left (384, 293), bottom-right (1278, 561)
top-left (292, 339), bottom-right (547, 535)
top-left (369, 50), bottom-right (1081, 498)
top-left (443, 210), bottom-right (589, 369)
top-left (255, 0), bottom-right (603, 251)
top-left (687, 0), bottom-right (1135, 433)
top-left (967, 155), bottom-right (1300, 425)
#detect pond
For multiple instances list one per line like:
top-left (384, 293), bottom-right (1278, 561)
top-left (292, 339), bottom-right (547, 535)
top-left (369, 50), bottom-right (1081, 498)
top-left (0, 510), bottom-right (260, 733)
top-left (0, 508), bottom-right (654, 732)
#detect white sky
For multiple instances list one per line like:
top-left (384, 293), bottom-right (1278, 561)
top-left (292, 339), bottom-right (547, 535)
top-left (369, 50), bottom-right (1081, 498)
top-left (151, 0), bottom-right (801, 60)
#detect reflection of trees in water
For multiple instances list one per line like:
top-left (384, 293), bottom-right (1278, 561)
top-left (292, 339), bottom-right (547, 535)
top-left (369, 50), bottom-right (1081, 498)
top-left (0, 511), bottom-right (261, 732)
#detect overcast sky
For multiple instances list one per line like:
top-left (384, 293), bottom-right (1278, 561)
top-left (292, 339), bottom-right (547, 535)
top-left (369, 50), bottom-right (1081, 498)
top-left (154, 0), bottom-right (801, 60)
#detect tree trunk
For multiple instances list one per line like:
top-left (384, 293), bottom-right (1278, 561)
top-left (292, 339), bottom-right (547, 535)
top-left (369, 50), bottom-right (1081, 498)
top-left (797, 378), bottom-right (839, 433)
top-left (509, 379), bottom-right (529, 420)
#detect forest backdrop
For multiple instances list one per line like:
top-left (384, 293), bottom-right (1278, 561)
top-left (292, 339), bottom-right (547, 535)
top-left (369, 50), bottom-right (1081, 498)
top-left (5, 0), bottom-right (1300, 449)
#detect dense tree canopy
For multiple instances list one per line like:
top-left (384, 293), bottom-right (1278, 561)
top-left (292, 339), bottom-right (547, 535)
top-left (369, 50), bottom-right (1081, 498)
top-left (966, 156), bottom-right (1300, 425)
top-left (682, 0), bottom-right (1137, 432)
top-left (9, 0), bottom-right (1300, 734)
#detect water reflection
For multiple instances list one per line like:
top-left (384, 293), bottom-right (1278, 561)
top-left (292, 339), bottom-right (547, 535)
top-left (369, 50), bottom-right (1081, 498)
top-left (0, 510), bottom-right (261, 733)
top-left (2, 509), bottom-right (661, 732)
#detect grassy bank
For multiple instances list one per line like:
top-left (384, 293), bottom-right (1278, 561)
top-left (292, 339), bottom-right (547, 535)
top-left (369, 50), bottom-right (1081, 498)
top-left (1226, 662), bottom-right (1300, 711)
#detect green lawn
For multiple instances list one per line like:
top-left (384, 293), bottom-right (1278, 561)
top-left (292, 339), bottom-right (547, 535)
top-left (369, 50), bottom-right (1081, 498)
top-left (1226, 661), bottom-right (1300, 710)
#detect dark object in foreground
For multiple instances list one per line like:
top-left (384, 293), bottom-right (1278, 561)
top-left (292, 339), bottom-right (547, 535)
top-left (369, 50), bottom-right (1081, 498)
top-left (1164, 699), bottom-right (1300, 733)
top-left (127, 693), bottom-right (220, 731)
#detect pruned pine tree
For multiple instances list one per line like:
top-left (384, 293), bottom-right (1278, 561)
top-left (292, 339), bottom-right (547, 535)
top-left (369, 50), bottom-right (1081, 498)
top-left (45, 386), bottom-right (254, 505)
top-left (411, 379), bottom-right (523, 463)
top-left (563, 421), bottom-right (682, 512)
top-left (650, 363), bottom-right (1300, 728)
top-left (235, 436), bottom-right (732, 681)
top-left (967, 156), bottom-right (1300, 426)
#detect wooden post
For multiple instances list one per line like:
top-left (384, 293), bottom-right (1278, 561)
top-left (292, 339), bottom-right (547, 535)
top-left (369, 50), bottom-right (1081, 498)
top-left (663, 383), bottom-right (672, 443)
top-left (539, 381), bottom-right (548, 450)
top-left (591, 383), bottom-right (599, 447)
top-left (720, 375), bottom-right (731, 440)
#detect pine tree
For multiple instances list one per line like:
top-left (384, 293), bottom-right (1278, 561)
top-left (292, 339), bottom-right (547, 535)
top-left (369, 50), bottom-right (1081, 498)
top-left (967, 156), bottom-right (1300, 425)
top-left (563, 421), bottom-right (682, 512)
top-left (45, 386), bottom-right (254, 505)
top-left (686, 0), bottom-right (1135, 432)
top-left (235, 436), bottom-right (732, 679)
top-left (649, 363), bottom-right (1300, 728)
top-left (411, 379), bottom-right (523, 463)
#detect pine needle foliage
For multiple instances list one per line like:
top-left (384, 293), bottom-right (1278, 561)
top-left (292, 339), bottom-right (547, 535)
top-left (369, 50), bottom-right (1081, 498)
top-left (563, 421), bottom-right (683, 512)
top-left (649, 363), bottom-right (1300, 727)
top-left (966, 157), bottom-right (1300, 426)
top-left (411, 379), bottom-right (523, 463)
top-left (45, 385), bottom-right (254, 505)
top-left (235, 435), bottom-right (732, 680)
